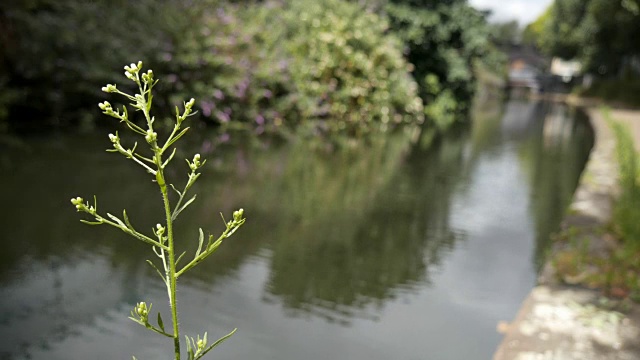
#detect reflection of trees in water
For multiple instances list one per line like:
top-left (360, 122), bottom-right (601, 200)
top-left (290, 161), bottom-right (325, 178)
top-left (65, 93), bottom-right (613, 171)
top-left (182, 132), bottom-right (417, 288)
top-left (0, 101), bottom-right (596, 355)
top-left (467, 100), bottom-right (594, 272)
top-left (265, 130), bottom-right (470, 322)
top-left (0, 132), bottom-right (161, 275)
top-left (0, 133), bottom-right (173, 357)
top-left (515, 104), bottom-right (593, 270)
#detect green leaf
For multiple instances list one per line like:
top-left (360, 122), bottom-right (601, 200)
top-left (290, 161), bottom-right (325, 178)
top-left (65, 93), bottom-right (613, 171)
top-left (172, 195), bottom-right (197, 221)
top-left (166, 127), bottom-right (190, 149)
top-left (146, 259), bottom-right (165, 282)
top-left (106, 213), bottom-right (127, 228)
top-left (162, 148), bottom-right (177, 168)
top-left (169, 183), bottom-right (182, 196)
top-left (157, 312), bottom-right (165, 332)
top-left (176, 251), bottom-right (186, 267)
top-left (123, 209), bottom-right (135, 230)
top-left (195, 328), bottom-right (237, 360)
top-left (80, 219), bottom-right (103, 225)
top-left (196, 228), bottom-right (205, 256)
top-left (186, 335), bottom-right (195, 360)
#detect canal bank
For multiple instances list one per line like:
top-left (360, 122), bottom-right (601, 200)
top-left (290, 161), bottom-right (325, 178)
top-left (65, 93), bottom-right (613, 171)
top-left (494, 106), bottom-right (640, 360)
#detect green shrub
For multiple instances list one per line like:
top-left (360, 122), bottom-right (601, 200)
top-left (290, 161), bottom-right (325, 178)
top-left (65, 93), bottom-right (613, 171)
top-left (385, 0), bottom-right (506, 130)
top-left (1, 0), bottom-right (194, 130)
top-left (279, 0), bottom-right (424, 137)
top-left (172, 0), bottom-right (425, 138)
top-left (2, 0), bottom-right (424, 139)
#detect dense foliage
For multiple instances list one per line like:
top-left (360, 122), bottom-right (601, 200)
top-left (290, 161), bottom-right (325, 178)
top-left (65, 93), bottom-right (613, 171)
top-left (1, 0), bottom-right (423, 137)
top-left (1, 0), bottom-right (503, 137)
top-left (158, 0), bottom-right (426, 139)
top-left (526, 0), bottom-right (640, 76)
top-left (383, 0), bottom-right (506, 130)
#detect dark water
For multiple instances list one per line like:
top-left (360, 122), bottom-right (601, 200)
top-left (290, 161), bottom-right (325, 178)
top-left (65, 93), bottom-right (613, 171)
top-left (0, 100), bottom-right (593, 360)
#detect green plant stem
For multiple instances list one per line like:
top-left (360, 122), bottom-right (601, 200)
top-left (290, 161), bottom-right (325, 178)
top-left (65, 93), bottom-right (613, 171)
top-left (158, 168), bottom-right (181, 360)
top-left (80, 62), bottom-right (243, 359)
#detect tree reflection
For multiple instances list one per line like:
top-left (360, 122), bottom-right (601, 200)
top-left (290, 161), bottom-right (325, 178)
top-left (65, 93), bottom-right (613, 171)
top-left (515, 103), bottom-right (593, 269)
top-left (265, 130), bottom-right (470, 322)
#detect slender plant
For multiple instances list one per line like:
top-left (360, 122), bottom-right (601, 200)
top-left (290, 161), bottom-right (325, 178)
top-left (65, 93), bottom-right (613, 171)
top-left (70, 61), bottom-right (245, 360)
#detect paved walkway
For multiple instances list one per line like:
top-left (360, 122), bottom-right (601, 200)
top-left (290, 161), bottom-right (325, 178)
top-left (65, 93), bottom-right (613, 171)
top-left (493, 107), bottom-right (640, 360)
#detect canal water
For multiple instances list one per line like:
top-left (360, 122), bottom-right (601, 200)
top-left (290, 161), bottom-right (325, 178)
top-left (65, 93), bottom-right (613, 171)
top-left (0, 100), bottom-right (593, 360)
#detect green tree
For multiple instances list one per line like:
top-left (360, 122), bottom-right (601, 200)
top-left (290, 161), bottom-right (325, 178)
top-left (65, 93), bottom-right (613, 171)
top-left (384, 0), bottom-right (504, 130)
top-left (533, 0), bottom-right (640, 75)
top-left (522, 6), bottom-right (551, 48)
top-left (490, 20), bottom-right (521, 47)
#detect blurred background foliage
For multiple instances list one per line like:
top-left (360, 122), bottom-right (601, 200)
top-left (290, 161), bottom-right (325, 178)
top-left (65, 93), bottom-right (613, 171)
top-left (524, 0), bottom-right (640, 76)
top-left (384, 0), bottom-right (506, 130)
top-left (0, 0), bottom-right (505, 138)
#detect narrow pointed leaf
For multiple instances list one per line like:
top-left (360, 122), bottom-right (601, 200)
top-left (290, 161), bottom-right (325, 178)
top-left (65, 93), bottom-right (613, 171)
top-left (169, 183), bottom-right (182, 196)
top-left (133, 152), bottom-right (155, 164)
top-left (176, 251), bottom-right (186, 267)
top-left (80, 219), bottom-right (103, 225)
top-left (146, 259), bottom-right (165, 281)
top-left (157, 312), bottom-right (165, 332)
top-left (106, 213), bottom-right (126, 228)
top-left (172, 194), bottom-right (197, 221)
top-left (196, 328), bottom-right (237, 359)
top-left (123, 209), bottom-right (135, 230)
top-left (186, 335), bottom-right (194, 360)
top-left (196, 228), bottom-right (205, 256)
top-left (162, 148), bottom-right (177, 168)
top-left (166, 127), bottom-right (190, 148)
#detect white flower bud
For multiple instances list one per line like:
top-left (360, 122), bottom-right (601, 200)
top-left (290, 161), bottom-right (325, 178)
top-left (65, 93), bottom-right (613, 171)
top-left (98, 101), bottom-right (112, 111)
top-left (233, 208), bottom-right (244, 222)
top-left (102, 84), bottom-right (117, 93)
top-left (145, 130), bottom-right (157, 143)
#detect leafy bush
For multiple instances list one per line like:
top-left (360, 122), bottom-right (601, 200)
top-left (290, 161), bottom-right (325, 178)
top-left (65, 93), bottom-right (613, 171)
top-left (279, 0), bottom-right (424, 137)
top-left (2, 0), bottom-right (424, 139)
top-left (1, 0), bottom-right (193, 130)
top-left (157, 2), bottom-right (294, 135)
top-left (384, 0), bottom-right (506, 129)
top-left (166, 0), bottom-right (424, 138)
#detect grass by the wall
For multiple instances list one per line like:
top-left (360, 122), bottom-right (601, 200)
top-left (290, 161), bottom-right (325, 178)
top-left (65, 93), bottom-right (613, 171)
top-left (609, 114), bottom-right (640, 250)
top-left (550, 110), bottom-right (640, 302)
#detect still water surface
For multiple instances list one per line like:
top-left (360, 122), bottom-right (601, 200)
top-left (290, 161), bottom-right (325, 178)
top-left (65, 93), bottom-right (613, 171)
top-left (0, 100), bottom-right (593, 360)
